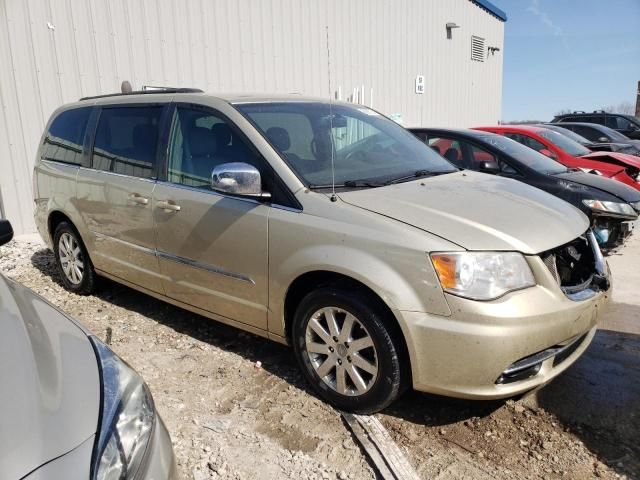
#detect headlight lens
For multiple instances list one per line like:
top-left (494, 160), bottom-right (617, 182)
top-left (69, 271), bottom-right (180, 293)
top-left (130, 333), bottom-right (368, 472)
top-left (90, 338), bottom-right (154, 480)
top-left (430, 252), bottom-right (535, 301)
top-left (582, 199), bottom-right (637, 217)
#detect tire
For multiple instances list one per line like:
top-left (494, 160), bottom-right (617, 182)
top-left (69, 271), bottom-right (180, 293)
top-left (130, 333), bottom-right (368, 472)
top-left (292, 287), bottom-right (405, 414)
top-left (53, 221), bottom-right (97, 295)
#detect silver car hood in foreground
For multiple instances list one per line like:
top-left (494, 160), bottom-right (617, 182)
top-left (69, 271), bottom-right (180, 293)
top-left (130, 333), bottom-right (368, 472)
top-left (0, 275), bottom-right (99, 479)
top-left (339, 171), bottom-right (589, 254)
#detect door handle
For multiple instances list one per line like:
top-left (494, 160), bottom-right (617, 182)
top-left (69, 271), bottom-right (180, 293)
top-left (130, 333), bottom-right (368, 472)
top-left (156, 200), bottom-right (181, 212)
top-left (128, 193), bottom-right (149, 205)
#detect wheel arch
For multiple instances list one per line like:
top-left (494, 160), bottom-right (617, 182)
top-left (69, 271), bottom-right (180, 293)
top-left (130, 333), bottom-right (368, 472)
top-left (283, 269), bottom-right (412, 379)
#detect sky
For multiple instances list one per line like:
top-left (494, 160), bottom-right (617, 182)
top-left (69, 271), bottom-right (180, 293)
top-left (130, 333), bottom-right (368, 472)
top-left (490, 0), bottom-right (640, 122)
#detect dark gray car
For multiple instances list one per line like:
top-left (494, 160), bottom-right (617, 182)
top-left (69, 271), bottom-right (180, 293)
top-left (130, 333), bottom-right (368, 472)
top-left (0, 219), bottom-right (177, 479)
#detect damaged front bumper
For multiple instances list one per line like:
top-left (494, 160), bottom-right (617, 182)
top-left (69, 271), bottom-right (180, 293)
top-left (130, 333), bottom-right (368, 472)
top-left (399, 230), bottom-right (611, 399)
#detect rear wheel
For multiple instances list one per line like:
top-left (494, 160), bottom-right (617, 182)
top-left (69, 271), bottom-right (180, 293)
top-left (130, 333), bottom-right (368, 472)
top-left (292, 287), bottom-right (405, 414)
top-left (53, 222), bottom-right (96, 295)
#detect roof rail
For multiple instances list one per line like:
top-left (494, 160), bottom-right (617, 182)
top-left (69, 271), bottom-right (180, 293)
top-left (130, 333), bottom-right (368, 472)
top-left (592, 109), bottom-right (606, 113)
top-left (572, 110), bottom-right (586, 114)
top-left (79, 88), bottom-right (203, 101)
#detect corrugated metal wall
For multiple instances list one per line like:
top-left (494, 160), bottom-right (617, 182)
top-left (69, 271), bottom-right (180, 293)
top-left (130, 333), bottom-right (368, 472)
top-left (0, 0), bottom-right (504, 234)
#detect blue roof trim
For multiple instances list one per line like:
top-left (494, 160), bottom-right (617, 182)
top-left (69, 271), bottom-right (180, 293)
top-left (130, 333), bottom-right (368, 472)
top-left (471, 0), bottom-right (507, 22)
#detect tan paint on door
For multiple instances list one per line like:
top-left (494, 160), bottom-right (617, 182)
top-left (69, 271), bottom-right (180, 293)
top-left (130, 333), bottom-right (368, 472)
top-left (76, 169), bottom-right (164, 292)
top-left (152, 184), bottom-right (269, 330)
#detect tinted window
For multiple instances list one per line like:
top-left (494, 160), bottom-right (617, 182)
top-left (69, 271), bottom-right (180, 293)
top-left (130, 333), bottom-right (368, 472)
top-left (466, 143), bottom-right (518, 174)
top-left (92, 107), bottom-right (163, 179)
top-left (538, 129), bottom-right (591, 156)
top-left (475, 134), bottom-right (567, 174)
top-left (570, 125), bottom-right (603, 142)
top-left (503, 133), bottom-right (551, 154)
top-left (42, 107), bottom-right (92, 165)
top-left (238, 102), bottom-right (456, 187)
top-left (427, 137), bottom-right (465, 168)
top-left (167, 107), bottom-right (260, 188)
top-left (614, 116), bottom-right (633, 130)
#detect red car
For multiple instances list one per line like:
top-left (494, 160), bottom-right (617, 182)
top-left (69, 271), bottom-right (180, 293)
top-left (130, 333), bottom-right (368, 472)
top-left (474, 125), bottom-right (640, 191)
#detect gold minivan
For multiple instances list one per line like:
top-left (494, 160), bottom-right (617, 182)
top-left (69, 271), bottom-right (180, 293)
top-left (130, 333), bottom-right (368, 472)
top-left (34, 90), bottom-right (610, 413)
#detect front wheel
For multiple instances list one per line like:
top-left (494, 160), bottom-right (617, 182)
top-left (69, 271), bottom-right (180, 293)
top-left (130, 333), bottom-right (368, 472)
top-left (292, 287), bottom-right (405, 414)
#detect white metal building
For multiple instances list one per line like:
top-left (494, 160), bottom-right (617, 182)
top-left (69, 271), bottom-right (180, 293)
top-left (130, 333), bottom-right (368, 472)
top-left (0, 0), bottom-right (506, 234)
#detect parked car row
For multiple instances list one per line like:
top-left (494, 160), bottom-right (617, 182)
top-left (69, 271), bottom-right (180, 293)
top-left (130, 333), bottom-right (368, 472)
top-left (552, 110), bottom-right (640, 140)
top-left (410, 125), bottom-right (640, 249)
top-left (24, 89), bottom-right (612, 422)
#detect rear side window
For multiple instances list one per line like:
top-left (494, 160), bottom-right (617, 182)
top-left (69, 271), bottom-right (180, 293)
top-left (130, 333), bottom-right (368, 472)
top-left (92, 106), bottom-right (163, 179)
top-left (504, 133), bottom-right (548, 153)
top-left (42, 107), bottom-right (92, 165)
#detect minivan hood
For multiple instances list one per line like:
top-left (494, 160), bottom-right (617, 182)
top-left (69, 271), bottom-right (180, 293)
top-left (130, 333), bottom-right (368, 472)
top-left (338, 171), bottom-right (589, 254)
top-left (553, 171), bottom-right (640, 203)
top-left (0, 276), bottom-right (100, 479)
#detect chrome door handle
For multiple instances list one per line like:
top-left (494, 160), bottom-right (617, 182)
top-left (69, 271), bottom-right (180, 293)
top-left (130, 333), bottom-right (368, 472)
top-left (156, 200), bottom-right (181, 212)
top-left (129, 193), bottom-right (149, 205)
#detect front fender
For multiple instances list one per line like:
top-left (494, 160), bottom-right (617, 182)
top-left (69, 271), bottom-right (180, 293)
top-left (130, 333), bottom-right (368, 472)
top-left (268, 242), bottom-right (451, 338)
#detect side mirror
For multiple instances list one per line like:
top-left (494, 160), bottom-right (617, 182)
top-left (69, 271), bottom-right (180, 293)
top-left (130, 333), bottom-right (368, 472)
top-left (211, 162), bottom-right (271, 199)
top-left (478, 161), bottom-right (500, 174)
top-left (0, 219), bottom-right (14, 246)
top-left (598, 136), bottom-right (609, 143)
top-left (539, 148), bottom-right (556, 158)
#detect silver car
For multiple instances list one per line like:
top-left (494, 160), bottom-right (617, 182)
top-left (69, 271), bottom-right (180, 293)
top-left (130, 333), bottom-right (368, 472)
top-left (0, 220), bottom-right (177, 479)
top-left (33, 91), bottom-right (610, 414)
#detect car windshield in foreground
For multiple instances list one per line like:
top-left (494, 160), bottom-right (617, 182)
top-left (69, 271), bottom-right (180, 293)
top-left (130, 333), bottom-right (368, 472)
top-left (476, 134), bottom-right (568, 174)
top-left (236, 102), bottom-right (457, 188)
top-left (538, 129), bottom-right (591, 157)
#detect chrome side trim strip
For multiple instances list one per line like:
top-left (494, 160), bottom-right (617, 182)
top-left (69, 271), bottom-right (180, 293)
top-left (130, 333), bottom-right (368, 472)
top-left (156, 250), bottom-right (255, 285)
top-left (502, 333), bottom-right (584, 376)
top-left (92, 231), bottom-right (156, 255)
top-left (91, 233), bottom-right (255, 284)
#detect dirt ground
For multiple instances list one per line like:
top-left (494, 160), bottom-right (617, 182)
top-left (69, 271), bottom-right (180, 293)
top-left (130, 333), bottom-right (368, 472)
top-left (1, 233), bottom-right (638, 480)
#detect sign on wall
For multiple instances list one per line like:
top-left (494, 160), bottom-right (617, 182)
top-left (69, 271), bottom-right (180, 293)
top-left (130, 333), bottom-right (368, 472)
top-left (415, 75), bottom-right (425, 94)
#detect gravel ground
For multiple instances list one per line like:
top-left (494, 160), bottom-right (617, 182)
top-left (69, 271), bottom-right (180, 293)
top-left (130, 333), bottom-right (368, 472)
top-left (1, 236), bottom-right (637, 480)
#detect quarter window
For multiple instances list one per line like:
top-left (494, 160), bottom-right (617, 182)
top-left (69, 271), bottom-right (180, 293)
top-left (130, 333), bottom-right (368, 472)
top-left (92, 106), bottom-right (163, 179)
top-left (42, 107), bottom-right (92, 165)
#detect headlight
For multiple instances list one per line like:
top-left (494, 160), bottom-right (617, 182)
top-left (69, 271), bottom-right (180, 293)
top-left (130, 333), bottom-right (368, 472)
top-left (430, 252), bottom-right (535, 301)
top-left (90, 338), bottom-right (155, 480)
top-left (582, 199), bottom-right (637, 217)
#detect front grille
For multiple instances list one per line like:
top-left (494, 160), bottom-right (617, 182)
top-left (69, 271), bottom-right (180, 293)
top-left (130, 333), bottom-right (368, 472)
top-left (540, 231), bottom-right (609, 299)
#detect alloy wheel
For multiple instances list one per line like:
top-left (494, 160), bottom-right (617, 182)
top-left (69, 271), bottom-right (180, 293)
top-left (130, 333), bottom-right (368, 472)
top-left (58, 232), bottom-right (84, 285)
top-left (305, 307), bottom-right (379, 396)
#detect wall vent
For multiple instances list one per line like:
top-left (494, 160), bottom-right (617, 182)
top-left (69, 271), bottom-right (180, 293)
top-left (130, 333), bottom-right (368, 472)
top-left (471, 35), bottom-right (485, 62)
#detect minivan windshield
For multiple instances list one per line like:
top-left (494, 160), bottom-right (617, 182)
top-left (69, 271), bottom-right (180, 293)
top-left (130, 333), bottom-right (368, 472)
top-left (538, 129), bottom-right (591, 157)
top-left (237, 102), bottom-right (457, 187)
top-left (476, 134), bottom-right (568, 174)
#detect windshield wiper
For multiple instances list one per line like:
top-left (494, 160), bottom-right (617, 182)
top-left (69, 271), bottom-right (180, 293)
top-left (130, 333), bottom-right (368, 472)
top-left (308, 180), bottom-right (384, 190)
top-left (384, 170), bottom-right (453, 185)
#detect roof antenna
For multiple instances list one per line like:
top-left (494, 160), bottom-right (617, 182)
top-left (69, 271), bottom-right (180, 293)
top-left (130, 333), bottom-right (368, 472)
top-left (325, 25), bottom-right (337, 203)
